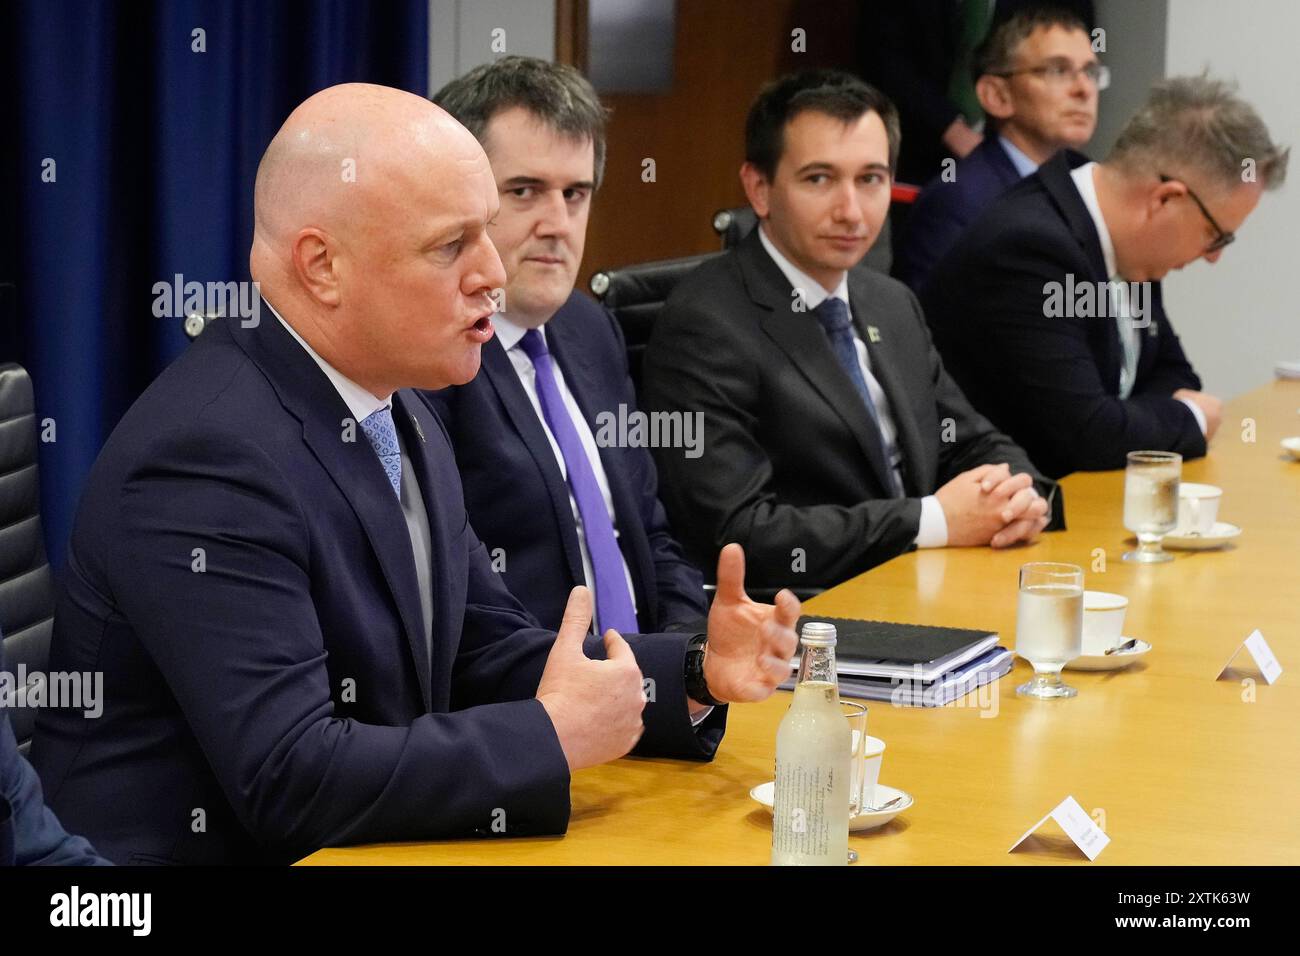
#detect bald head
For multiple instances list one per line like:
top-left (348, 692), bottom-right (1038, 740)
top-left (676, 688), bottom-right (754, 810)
top-left (249, 82), bottom-right (507, 396)
top-left (253, 83), bottom-right (478, 268)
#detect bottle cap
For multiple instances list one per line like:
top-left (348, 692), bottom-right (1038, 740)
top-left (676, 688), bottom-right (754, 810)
top-left (799, 621), bottom-right (837, 646)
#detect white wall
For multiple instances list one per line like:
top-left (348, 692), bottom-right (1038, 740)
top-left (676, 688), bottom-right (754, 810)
top-left (1160, 0), bottom-right (1300, 399)
top-left (428, 0), bottom-right (556, 96)
top-left (1091, 0), bottom-right (1167, 157)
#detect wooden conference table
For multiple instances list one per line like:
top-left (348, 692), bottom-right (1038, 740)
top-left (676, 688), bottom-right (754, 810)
top-left (301, 382), bottom-right (1300, 865)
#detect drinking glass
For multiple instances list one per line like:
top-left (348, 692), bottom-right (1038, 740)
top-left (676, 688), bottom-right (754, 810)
top-left (1122, 450), bottom-right (1182, 563)
top-left (1015, 562), bottom-right (1084, 699)
top-left (841, 700), bottom-right (868, 863)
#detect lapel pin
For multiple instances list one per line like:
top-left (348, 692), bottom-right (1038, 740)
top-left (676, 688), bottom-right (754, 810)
top-left (867, 325), bottom-right (882, 343)
top-left (410, 413), bottom-right (426, 443)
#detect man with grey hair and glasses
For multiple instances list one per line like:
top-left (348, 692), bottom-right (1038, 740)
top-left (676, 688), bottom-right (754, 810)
top-left (900, 5), bottom-right (1102, 292)
top-left (921, 74), bottom-right (1288, 478)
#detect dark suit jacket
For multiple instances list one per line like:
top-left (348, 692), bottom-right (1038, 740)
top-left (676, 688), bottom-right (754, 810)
top-left (425, 292), bottom-right (705, 634)
top-left (30, 310), bottom-right (724, 865)
top-left (0, 643), bottom-right (109, 866)
top-left (858, 0), bottom-right (964, 186)
top-left (920, 152), bottom-right (1205, 479)
top-left (642, 229), bottom-right (1061, 591)
top-left (899, 134), bottom-right (1023, 292)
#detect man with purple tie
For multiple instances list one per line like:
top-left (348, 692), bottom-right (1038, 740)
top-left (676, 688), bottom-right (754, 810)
top-left (427, 57), bottom-right (708, 636)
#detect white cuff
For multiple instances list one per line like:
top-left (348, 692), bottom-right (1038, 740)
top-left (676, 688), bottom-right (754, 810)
top-left (689, 705), bottom-right (715, 727)
top-left (1177, 396), bottom-right (1208, 436)
top-left (915, 495), bottom-right (949, 548)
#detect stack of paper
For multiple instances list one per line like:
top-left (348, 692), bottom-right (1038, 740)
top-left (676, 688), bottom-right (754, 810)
top-left (781, 615), bottom-right (1012, 708)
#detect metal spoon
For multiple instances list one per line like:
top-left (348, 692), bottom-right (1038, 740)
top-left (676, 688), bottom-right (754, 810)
top-left (863, 795), bottom-right (905, 813)
top-left (1105, 638), bottom-right (1140, 655)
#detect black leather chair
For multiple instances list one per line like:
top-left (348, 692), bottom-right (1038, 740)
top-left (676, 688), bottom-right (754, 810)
top-left (589, 257), bottom-right (823, 604)
top-left (0, 364), bottom-right (57, 753)
top-left (589, 252), bottom-right (718, 397)
top-left (710, 205), bottom-right (759, 250)
top-left (711, 204), bottom-right (894, 275)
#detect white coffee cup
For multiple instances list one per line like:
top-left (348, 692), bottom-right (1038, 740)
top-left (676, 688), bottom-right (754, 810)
top-left (851, 734), bottom-right (886, 811)
top-left (1176, 483), bottom-right (1222, 535)
top-left (1082, 590), bottom-right (1128, 654)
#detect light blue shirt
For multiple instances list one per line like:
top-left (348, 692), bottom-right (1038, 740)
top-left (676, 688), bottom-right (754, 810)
top-left (998, 136), bottom-right (1040, 179)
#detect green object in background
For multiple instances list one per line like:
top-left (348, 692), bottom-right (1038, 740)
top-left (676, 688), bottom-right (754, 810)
top-left (949, 0), bottom-right (994, 127)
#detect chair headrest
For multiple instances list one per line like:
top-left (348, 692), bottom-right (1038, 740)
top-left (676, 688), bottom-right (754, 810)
top-left (590, 253), bottom-right (718, 307)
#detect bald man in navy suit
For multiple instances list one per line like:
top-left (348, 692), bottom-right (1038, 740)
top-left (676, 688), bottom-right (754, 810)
top-left (32, 84), bottom-right (801, 865)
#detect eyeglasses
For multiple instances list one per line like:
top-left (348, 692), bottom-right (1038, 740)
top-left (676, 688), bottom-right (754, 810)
top-left (1158, 174), bottom-right (1236, 253)
top-left (993, 61), bottom-right (1110, 91)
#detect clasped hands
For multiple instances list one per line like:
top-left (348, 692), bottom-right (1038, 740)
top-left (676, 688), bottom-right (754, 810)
top-left (935, 462), bottom-right (1050, 548)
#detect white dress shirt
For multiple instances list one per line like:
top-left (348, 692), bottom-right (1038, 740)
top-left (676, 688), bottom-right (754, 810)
top-left (492, 313), bottom-right (640, 629)
top-left (758, 226), bottom-right (948, 548)
top-left (496, 313), bottom-right (714, 725)
top-left (1069, 163), bottom-right (1207, 434)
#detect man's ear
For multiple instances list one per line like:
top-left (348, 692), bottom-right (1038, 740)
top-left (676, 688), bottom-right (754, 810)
top-left (292, 228), bottom-right (342, 307)
top-left (740, 162), bottom-right (772, 218)
top-left (1151, 177), bottom-right (1186, 218)
top-left (976, 75), bottom-right (1013, 122)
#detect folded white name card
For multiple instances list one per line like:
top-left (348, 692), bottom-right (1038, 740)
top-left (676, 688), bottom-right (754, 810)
top-left (1218, 629), bottom-right (1283, 684)
top-left (1009, 795), bottom-right (1110, 861)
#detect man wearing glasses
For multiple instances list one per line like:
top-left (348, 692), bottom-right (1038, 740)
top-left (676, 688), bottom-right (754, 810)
top-left (900, 7), bottom-right (1102, 292)
top-left (920, 75), bottom-right (1288, 478)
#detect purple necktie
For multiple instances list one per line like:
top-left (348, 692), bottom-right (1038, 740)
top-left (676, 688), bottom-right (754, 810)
top-left (518, 329), bottom-right (639, 635)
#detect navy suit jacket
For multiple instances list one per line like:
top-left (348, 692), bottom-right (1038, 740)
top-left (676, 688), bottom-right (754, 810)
top-left (899, 135), bottom-right (1023, 293)
top-left (1, 644), bottom-right (109, 866)
top-left (921, 152), bottom-right (1205, 478)
top-left (31, 309), bottom-right (724, 865)
top-left (425, 292), bottom-right (706, 634)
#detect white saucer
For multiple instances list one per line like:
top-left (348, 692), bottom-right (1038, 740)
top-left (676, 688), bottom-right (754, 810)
top-left (1281, 436), bottom-right (1300, 460)
top-left (749, 781), bottom-right (913, 831)
top-left (1066, 638), bottom-right (1152, 671)
top-left (1163, 522), bottom-right (1242, 550)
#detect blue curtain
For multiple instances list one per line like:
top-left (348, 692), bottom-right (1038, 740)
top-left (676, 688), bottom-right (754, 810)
top-left (2, 0), bottom-right (428, 569)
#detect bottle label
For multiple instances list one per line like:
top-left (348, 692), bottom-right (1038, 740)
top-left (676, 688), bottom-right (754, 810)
top-left (772, 760), bottom-right (837, 859)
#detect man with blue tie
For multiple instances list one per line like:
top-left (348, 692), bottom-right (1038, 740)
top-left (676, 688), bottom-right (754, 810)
top-left (644, 71), bottom-right (1061, 590)
top-left (427, 57), bottom-right (706, 635)
top-left (899, 7), bottom-right (1100, 292)
top-left (31, 83), bottom-right (801, 864)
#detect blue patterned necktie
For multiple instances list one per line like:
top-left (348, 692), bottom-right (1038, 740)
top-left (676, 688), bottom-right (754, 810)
top-left (518, 328), bottom-right (639, 635)
top-left (813, 297), bottom-right (901, 496)
top-left (360, 406), bottom-right (402, 499)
